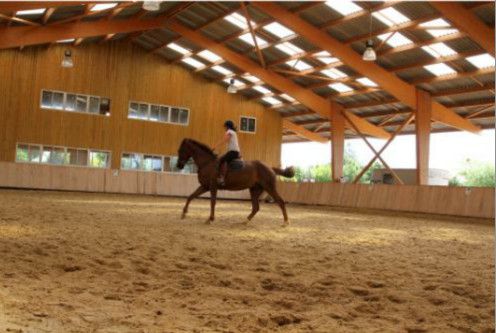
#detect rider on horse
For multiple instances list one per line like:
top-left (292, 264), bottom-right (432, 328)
top-left (212, 120), bottom-right (240, 186)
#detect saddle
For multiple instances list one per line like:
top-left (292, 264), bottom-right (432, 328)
top-left (228, 158), bottom-right (244, 171)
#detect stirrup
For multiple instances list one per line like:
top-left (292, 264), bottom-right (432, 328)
top-left (217, 177), bottom-right (225, 186)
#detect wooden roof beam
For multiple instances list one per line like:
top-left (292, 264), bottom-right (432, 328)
top-left (253, 2), bottom-right (480, 134)
top-left (166, 19), bottom-right (390, 139)
top-left (282, 120), bottom-right (328, 143)
top-left (430, 2), bottom-right (494, 54)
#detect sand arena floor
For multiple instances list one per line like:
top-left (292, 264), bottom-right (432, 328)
top-left (0, 189), bottom-right (493, 333)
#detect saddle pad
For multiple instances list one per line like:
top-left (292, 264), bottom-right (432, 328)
top-left (228, 159), bottom-right (244, 170)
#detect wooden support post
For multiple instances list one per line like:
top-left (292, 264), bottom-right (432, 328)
top-left (416, 89), bottom-right (431, 185)
top-left (330, 101), bottom-right (344, 182)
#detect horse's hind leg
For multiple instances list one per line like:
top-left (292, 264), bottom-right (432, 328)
top-left (246, 185), bottom-right (264, 223)
top-left (182, 186), bottom-right (207, 219)
top-left (264, 187), bottom-right (289, 226)
top-left (206, 187), bottom-right (217, 224)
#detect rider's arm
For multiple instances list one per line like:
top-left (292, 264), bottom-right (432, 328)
top-left (213, 132), bottom-right (231, 151)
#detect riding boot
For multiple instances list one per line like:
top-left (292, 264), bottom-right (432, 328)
top-left (217, 162), bottom-right (227, 186)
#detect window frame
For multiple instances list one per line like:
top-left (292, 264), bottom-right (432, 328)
top-left (15, 142), bottom-right (111, 169)
top-left (40, 89), bottom-right (110, 117)
top-left (120, 152), bottom-right (197, 174)
top-left (239, 116), bottom-right (257, 134)
top-left (128, 101), bottom-right (190, 126)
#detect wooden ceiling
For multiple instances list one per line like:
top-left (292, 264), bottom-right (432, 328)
top-left (0, 1), bottom-right (494, 143)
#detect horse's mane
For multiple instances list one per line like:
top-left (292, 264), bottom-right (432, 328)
top-left (186, 139), bottom-right (217, 158)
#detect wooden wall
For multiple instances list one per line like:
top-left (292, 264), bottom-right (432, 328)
top-left (0, 161), bottom-right (492, 219)
top-left (0, 42), bottom-right (282, 168)
top-left (277, 181), bottom-right (494, 219)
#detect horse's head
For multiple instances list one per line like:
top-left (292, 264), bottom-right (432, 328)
top-left (176, 139), bottom-right (192, 170)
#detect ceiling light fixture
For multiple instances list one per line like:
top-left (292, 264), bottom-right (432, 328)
top-left (61, 50), bottom-right (73, 68)
top-left (143, 1), bottom-right (161, 11)
top-left (227, 79), bottom-right (237, 94)
top-left (362, 11), bottom-right (376, 61)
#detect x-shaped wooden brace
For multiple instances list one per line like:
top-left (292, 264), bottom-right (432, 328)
top-left (341, 111), bottom-right (416, 185)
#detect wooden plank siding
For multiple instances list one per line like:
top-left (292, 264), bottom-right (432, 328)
top-left (0, 42), bottom-right (282, 167)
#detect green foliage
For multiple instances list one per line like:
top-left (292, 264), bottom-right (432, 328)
top-left (448, 176), bottom-right (462, 187)
top-left (287, 144), bottom-right (383, 184)
top-left (459, 161), bottom-right (495, 187)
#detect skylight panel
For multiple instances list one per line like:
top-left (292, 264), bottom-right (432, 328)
top-left (424, 63), bottom-right (456, 76)
top-left (378, 32), bottom-right (413, 47)
top-left (314, 51), bottom-right (340, 65)
top-left (16, 8), bottom-right (45, 16)
top-left (280, 94), bottom-right (295, 102)
top-left (262, 96), bottom-right (282, 106)
top-left (91, 3), bottom-right (117, 11)
top-left (286, 59), bottom-right (313, 71)
top-left (356, 77), bottom-right (378, 87)
top-left (422, 43), bottom-right (457, 58)
top-left (275, 42), bottom-right (304, 56)
top-left (466, 54), bottom-right (496, 69)
top-left (243, 74), bottom-right (261, 83)
top-left (321, 68), bottom-right (347, 79)
top-left (253, 86), bottom-right (272, 95)
top-left (211, 65), bottom-right (232, 76)
top-left (419, 19), bottom-right (458, 38)
top-left (57, 39), bottom-right (75, 43)
top-left (167, 43), bottom-right (190, 55)
top-left (181, 57), bottom-right (205, 70)
top-left (223, 78), bottom-right (245, 88)
top-left (373, 7), bottom-right (410, 27)
top-left (238, 33), bottom-right (268, 47)
top-left (224, 12), bottom-right (254, 30)
top-left (263, 22), bottom-right (295, 38)
top-left (329, 83), bottom-right (353, 93)
top-left (325, 0), bottom-right (362, 16)
top-left (197, 50), bottom-right (222, 63)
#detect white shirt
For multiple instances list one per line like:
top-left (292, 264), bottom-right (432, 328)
top-left (226, 129), bottom-right (240, 152)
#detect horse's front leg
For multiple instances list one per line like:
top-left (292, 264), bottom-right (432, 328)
top-left (182, 186), bottom-right (207, 219)
top-left (206, 187), bottom-right (218, 224)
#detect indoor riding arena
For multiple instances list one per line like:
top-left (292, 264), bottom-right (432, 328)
top-left (0, 1), bottom-right (494, 333)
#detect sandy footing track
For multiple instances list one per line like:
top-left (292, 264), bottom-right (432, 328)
top-left (0, 189), bottom-right (493, 333)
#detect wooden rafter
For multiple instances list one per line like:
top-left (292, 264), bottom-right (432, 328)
top-left (282, 120), bottom-right (327, 143)
top-left (430, 2), bottom-right (494, 54)
top-left (240, 2), bottom-right (265, 68)
top-left (253, 2), bottom-right (480, 134)
top-left (166, 18), bottom-right (390, 139)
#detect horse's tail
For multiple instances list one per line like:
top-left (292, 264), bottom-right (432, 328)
top-left (272, 166), bottom-right (295, 178)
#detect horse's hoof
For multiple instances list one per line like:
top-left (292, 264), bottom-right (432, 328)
top-left (181, 213), bottom-right (186, 220)
top-left (204, 219), bottom-right (212, 225)
top-left (242, 219), bottom-right (250, 225)
top-left (281, 221), bottom-right (290, 227)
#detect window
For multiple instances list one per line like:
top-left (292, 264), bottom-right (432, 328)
top-left (466, 54), bottom-right (495, 69)
top-left (280, 94), bottom-right (295, 102)
top-left (286, 59), bottom-right (313, 71)
top-left (420, 19), bottom-right (458, 38)
top-left (197, 50), bottom-right (222, 63)
top-left (378, 32), bottom-right (413, 48)
top-left (276, 42), bottom-right (304, 56)
top-left (372, 7), bottom-right (410, 26)
top-left (242, 74), bottom-right (261, 83)
top-left (16, 143), bottom-right (109, 168)
top-left (181, 57), bottom-right (205, 69)
top-left (263, 22), bottom-right (295, 38)
top-left (325, 0), bottom-right (362, 16)
top-left (240, 116), bottom-right (256, 133)
top-left (211, 65), bottom-right (233, 76)
top-left (40, 89), bottom-right (110, 116)
top-left (262, 96), bottom-right (282, 106)
top-left (91, 3), bottom-right (117, 11)
top-left (356, 77), bottom-right (378, 87)
top-left (224, 12), bottom-right (252, 29)
top-left (313, 51), bottom-right (339, 65)
top-left (424, 63), bottom-right (457, 76)
top-left (238, 33), bottom-right (268, 47)
top-left (167, 43), bottom-right (191, 55)
top-left (128, 101), bottom-right (189, 125)
top-left (422, 43), bottom-right (457, 58)
top-left (321, 68), bottom-right (348, 79)
top-left (121, 153), bottom-right (197, 174)
top-left (17, 8), bottom-right (45, 16)
top-left (253, 85), bottom-right (272, 95)
top-left (329, 83), bottom-right (353, 93)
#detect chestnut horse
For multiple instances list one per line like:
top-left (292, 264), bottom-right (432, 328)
top-left (176, 139), bottom-right (295, 225)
